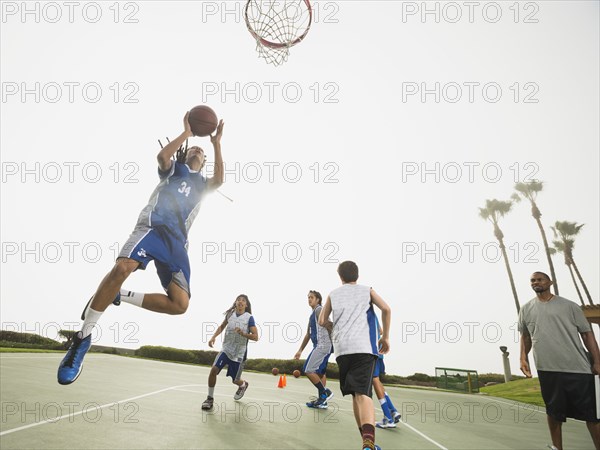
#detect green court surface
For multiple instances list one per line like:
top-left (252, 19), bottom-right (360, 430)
top-left (0, 353), bottom-right (595, 449)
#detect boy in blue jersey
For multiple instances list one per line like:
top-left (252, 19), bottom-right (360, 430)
top-left (202, 295), bottom-right (259, 411)
top-left (57, 112), bottom-right (224, 385)
top-left (294, 290), bottom-right (334, 409)
top-left (319, 261), bottom-right (391, 450)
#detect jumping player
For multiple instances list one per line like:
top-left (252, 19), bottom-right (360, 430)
top-left (319, 261), bottom-right (391, 450)
top-left (294, 290), bottom-right (334, 409)
top-left (57, 112), bottom-right (224, 385)
top-left (202, 294), bottom-right (258, 411)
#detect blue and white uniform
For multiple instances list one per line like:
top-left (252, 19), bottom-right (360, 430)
top-left (119, 162), bottom-right (208, 295)
top-left (330, 284), bottom-right (378, 357)
top-left (303, 305), bottom-right (333, 375)
top-left (373, 315), bottom-right (385, 378)
top-left (213, 311), bottom-right (256, 381)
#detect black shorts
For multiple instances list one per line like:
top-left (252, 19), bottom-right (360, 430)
top-left (538, 371), bottom-right (599, 423)
top-left (336, 353), bottom-right (377, 397)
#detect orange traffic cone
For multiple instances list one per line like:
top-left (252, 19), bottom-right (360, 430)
top-left (278, 375), bottom-right (284, 388)
top-left (283, 374), bottom-right (287, 387)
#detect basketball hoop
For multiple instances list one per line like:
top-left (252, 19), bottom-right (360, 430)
top-left (245, 0), bottom-right (313, 66)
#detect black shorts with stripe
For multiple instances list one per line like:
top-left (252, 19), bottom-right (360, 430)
top-left (336, 353), bottom-right (377, 397)
top-left (538, 371), bottom-right (599, 423)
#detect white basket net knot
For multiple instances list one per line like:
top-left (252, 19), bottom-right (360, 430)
top-left (245, 0), bottom-right (313, 66)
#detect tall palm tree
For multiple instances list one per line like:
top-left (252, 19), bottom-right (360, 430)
top-left (549, 245), bottom-right (584, 306)
top-left (551, 221), bottom-right (594, 305)
top-left (511, 181), bottom-right (559, 295)
top-left (479, 199), bottom-right (520, 313)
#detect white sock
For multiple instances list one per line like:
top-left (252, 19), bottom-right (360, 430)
top-left (379, 398), bottom-right (386, 406)
top-left (120, 289), bottom-right (144, 308)
top-left (208, 387), bottom-right (215, 398)
top-left (80, 307), bottom-right (102, 338)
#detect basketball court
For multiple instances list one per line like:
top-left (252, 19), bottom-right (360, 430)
top-left (1, 353), bottom-right (594, 449)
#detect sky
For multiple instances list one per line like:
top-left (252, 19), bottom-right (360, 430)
top-left (1, 1), bottom-right (599, 378)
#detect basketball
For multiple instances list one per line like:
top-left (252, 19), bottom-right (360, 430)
top-left (188, 105), bottom-right (218, 137)
top-left (293, 369), bottom-right (300, 378)
top-left (272, 367), bottom-right (279, 375)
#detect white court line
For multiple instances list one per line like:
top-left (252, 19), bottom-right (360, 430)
top-left (399, 421), bottom-right (448, 450)
top-left (170, 389), bottom-right (448, 450)
top-left (0, 384), bottom-right (203, 437)
top-left (2, 370), bottom-right (448, 449)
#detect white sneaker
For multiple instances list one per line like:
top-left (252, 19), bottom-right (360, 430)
top-left (376, 417), bottom-right (396, 429)
top-left (234, 381), bottom-right (249, 400)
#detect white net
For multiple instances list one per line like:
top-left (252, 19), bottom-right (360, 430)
top-left (245, 0), bottom-right (312, 66)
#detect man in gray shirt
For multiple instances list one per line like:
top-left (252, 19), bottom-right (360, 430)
top-left (519, 271), bottom-right (600, 450)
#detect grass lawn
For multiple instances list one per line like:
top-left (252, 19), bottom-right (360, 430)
top-left (480, 378), bottom-right (545, 407)
top-left (0, 347), bottom-right (63, 353)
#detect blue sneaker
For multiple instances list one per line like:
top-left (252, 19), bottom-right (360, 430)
top-left (363, 443), bottom-right (381, 450)
top-left (57, 333), bottom-right (92, 385)
top-left (81, 293), bottom-right (121, 320)
top-left (306, 398), bottom-right (328, 409)
top-left (392, 410), bottom-right (401, 423)
top-left (323, 388), bottom-right (334, 401)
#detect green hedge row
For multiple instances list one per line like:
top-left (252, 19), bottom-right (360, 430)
top-left (0, 331), bottom-right (61, 346)
top-left (0, 340), bottom-right (63, 350)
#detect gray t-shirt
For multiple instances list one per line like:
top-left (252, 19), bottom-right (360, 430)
top-left (518, 295), bottom-right (593, 373)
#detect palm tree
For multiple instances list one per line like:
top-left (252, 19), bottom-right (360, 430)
top-left (511, 181), bottom-right (559, 295)
top-left (551, 221), bottom-right (594, 305)
top-left (549, 245), bottom-right (584, 306)
top-left (479, 199), bottom-right (520, 313)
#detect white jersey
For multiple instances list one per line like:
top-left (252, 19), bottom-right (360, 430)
top-left (221, 311), bottom-right (255, 362)
top-left (329, 283), bottom-right (378, 357)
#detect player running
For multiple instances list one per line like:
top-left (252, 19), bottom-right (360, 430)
top-left (319, 261), bottom-right (391, 450)
top-left (202, 294), bottom-right (259, 411)
top-left (294, 290), bottom-right (334, 409)
top-left (57, 112), bottom-right (224, 385)
top-left (373, 316), bottom-right (401, 429)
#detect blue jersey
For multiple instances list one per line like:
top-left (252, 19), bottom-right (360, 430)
top-left (135, 162), bottom-right (207, 242)
top-left (309, 305), bottom-right (333, 351)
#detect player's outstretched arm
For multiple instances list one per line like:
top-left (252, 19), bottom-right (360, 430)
top-left (371, 289), bottom-right (391, 354)
top-left (295, 326), bottom-right (311, 359)
top-left (581, 330), bottom-right (600, 375)
top-left (207, 120), bottom-right (224, 190)
top-left (208, 318), bottom-right (228, 348)
top-left (157, 112), bottom-right (193, 172)
top-left (519, 331), bottom-right (532, 377)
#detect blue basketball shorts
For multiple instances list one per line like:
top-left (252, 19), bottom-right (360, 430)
top-left (118, 225), bottom-right (191, 296)
top-left (213, 351), bottom-right (245, 382)
top-left (303, 347), bottom-right (332, 375)
top-left (373, 358), bottom-right (386, 378)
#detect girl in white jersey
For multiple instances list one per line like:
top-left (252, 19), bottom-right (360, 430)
top-left (202, 295), bottom-right (259, 411)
